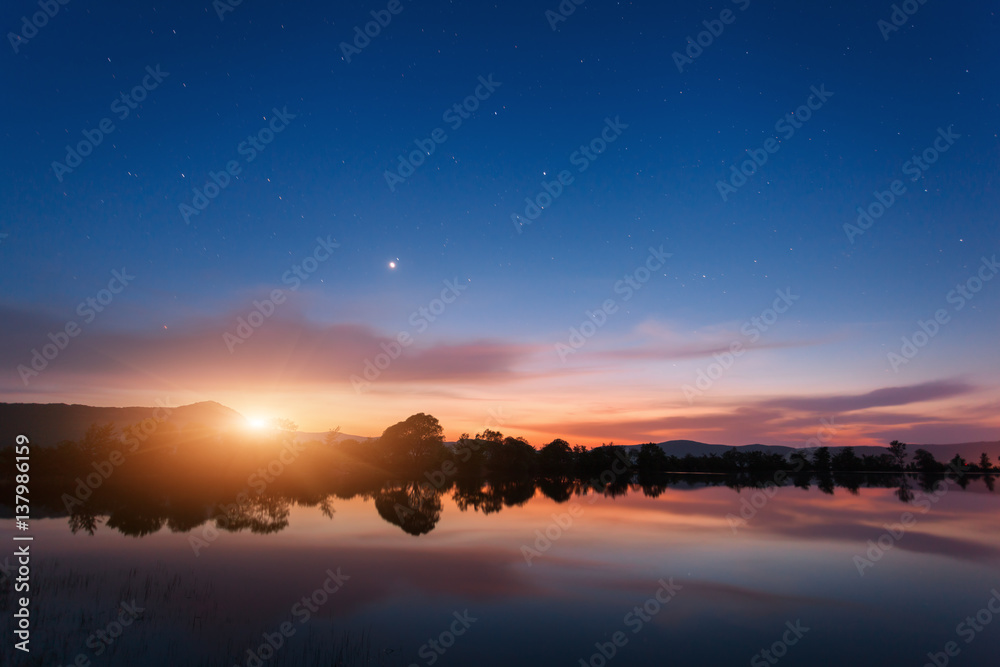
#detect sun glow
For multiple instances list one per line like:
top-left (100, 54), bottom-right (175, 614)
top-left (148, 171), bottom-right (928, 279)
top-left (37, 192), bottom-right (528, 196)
top-left (246, 416), bottom-right (270, 430)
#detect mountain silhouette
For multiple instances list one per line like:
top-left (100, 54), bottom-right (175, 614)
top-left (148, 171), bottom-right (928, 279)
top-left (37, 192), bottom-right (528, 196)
top-left (1, 401), bottom-right (996, 463)
top-left (0, 400), bottom-right (245, 446)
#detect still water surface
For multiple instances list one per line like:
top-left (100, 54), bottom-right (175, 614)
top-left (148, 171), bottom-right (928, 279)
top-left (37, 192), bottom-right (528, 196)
top-left (2, 476), bottom-right (999, 666)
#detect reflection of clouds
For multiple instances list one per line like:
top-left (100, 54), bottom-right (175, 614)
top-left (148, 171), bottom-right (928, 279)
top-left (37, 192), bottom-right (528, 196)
top-left (19, 479), bottom-right (1000, 665)
top-left (721, 482), bottom-right (1000, 565)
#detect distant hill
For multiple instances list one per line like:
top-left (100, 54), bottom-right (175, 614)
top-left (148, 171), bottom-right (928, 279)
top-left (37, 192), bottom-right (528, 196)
top-left (624, 439), bottom-right (1000, 463)
top-left (1, 401), bottom-right (995, 462)
top-left (0, 401), bottom-right (369, 447)
top-left (0, 401), bottom-right (247, 446)
top-left (295, 430), bottom-right (371, 444)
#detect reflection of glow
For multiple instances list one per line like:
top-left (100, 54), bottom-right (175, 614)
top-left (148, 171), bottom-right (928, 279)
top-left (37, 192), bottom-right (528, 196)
top-left (246, 417), bottom-right (269, 430)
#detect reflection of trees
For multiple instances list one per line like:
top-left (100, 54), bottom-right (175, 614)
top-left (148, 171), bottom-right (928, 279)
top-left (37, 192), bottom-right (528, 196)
top-left (834, 473), bottom-right (861, 495)
top-left (25, 422), bottom-right (1000, 543)
top-left (318, 495), bottom-right (337, 519)
top-left (816, 474), bottom-right (835, 495)
top-left (537, 477), bottom-right (573, 503)
top-left (792, 469), bottom-right (812, 490)
top-left (374, 483), bottom-right (442, 535)
top-left (452, 478), bottom-right (535, 515)
top-left (493, 478), bottom-right (536, 507)
top-left (69, 508), bottom-right (99, 535)
top-left (217, 495), bottom-right (291, 535)
top-left (452, 477), bottom-right (499, 514)
top-left (165, 503), bottom-right (211, 533)
top-left (105, 504), bottom-right (166, 537)
top-left (637, 476), bottom-right (669, 498)
top-left (895, 475), bottom-right (914, 503)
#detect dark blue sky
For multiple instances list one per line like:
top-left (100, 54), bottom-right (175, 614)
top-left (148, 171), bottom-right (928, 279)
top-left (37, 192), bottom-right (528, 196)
top-left (2, 0), bottom-right (998, 444)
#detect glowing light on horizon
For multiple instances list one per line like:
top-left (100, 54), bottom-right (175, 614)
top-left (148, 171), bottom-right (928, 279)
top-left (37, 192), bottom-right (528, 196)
top-left (246, 416), bottom-right (270, 430)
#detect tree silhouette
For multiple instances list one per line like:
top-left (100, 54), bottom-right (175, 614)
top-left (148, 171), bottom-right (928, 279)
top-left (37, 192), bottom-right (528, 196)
top-left (453, 434), bottom-right (486, 473)
top-left (831, 447), bottom-right (861, 472)
top-left (888, 440), bottom-right (907, 470)
top-left (913, 448), bottom-right (943, 473)
top-left (788, 450), bottom-right (807, 468)
top-left (811, 446), bottom-right (831, 472)
top-left (476, 428), bottom-right (503, 443)
top-left (539, 439), bottom-right (574, 472)
top-left (377, 413), bottom-right (446, 470)
top-left (488, 437), bottom-right (537, 473)
top-left (79, 423), bottom-right (120, 460)
top-left (636, 443), bottom-right (669, 472)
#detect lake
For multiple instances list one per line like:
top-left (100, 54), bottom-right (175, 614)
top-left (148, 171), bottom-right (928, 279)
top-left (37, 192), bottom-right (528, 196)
top-left (2, 474), bottom-right (999, 666)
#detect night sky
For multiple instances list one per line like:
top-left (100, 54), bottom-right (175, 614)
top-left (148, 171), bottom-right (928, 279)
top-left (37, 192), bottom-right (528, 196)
top-left (2, 0), bottom-right (998, 446)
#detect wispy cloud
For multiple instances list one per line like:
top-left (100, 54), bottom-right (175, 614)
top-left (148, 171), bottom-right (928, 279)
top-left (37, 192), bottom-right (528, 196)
top-left (757, 379), bottom-right (977, 414)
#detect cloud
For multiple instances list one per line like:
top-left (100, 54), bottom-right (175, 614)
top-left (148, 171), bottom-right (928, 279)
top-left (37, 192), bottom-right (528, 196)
top-left (0, 303), bottom-right (537, 393)
top-left (592, 339), bottom-right (818, 363)
top-left (520, 381), bottom-right (986, 446)
top-left (758, 379), bottom-right (977, 414)
top-left (561, 319), bottom-right (824, 364)
top-left (525, 407), bottom-right (787, 443)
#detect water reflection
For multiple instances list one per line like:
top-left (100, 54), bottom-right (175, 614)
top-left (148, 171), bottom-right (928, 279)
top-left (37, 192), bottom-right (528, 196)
top-left (2, 472), bottom-right (999, 667)
top-left (13, 471), bottom-right (997, 539)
